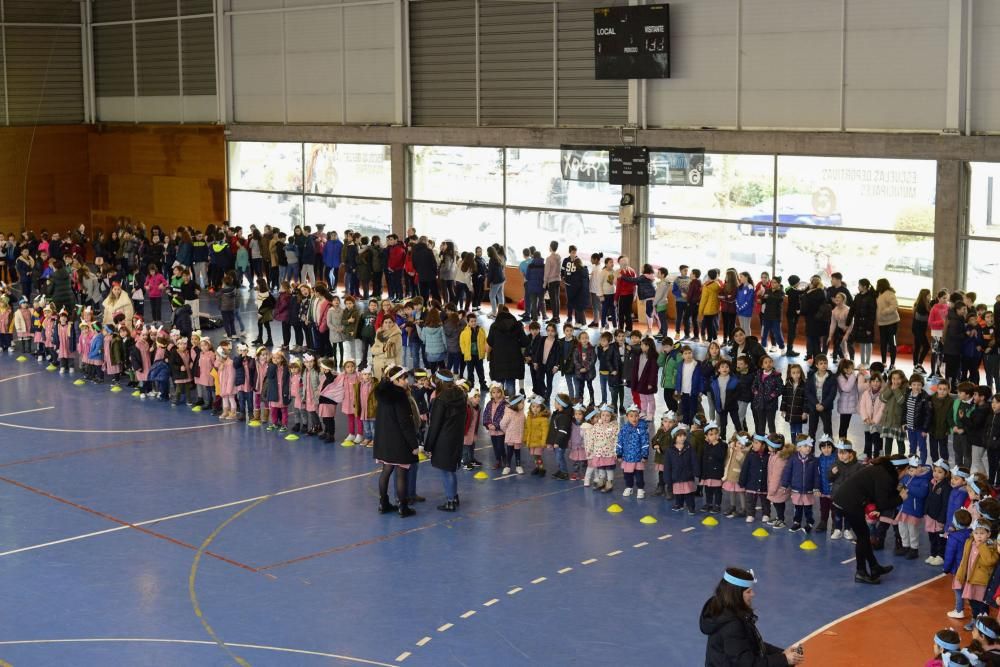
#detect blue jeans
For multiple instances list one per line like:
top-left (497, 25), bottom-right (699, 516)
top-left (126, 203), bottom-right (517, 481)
top-left (599, 374), bottom-right (609, 403)
top-left (405, 344), bottom-right (421, 370)
top-left (441, 470), bottom-right (458, 500)
top-left (555, 448), bottom-right (568, 473)
top-left (761, 319), bottom-right (784, 349)
top-left (447, 351), bottom-right (463, 374)
top-left (907, 429), bottom-right (928, 464)
top-left (407, 464), bottom-right (419, 498)
top-left (501, 379), bottom-right (516, 396)
top-left (601, 294), bottom-right (616, 328)
top-left (489, 283), bottom-right (505, 315)
top-left (363, 419), bottom-right (375, 440)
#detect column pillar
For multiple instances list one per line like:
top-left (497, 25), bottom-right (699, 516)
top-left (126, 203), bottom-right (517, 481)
top-left (391, 143), bottom-right (407, 237)
top-left (934, 159), bottom-right (965, 292)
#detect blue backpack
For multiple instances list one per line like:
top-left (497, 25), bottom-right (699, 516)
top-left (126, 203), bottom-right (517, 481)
top-left (88, 332), bottom-right (104, 361)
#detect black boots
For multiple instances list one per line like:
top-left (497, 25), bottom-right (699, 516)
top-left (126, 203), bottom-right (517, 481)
top-left (378, 496), bottom-right (397, 514)
top-left (854, 572), bottom-right (880, 585)
top-left (398, 502), bottom-right (416, 518)
top-left (437, 499), bottom-right (458, 512)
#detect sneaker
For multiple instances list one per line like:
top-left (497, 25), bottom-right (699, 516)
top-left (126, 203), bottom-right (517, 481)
top-left (501, 467), bottom-right (511, 475)
top-left (930, 556), bottom-right (944, 566)
top-left (830, 529), bottom-right (843, 540)
top-left (924, 556), bottom-right (936, 564)
top-left (622, 488), bottom-right (633, 497)
top-left (471, 460), bottom-right (484, 468)
top-left (687, 509), bottom-right (697, 516)
top-left (672, 505), bottom-right (683, 512)
top-left (805, 523), bottom-right (814, 533)
top-left (463, 463), bottom-right (475, 471)
top-left (569, 473), bottom-right (578, 481)
top-left (762, 516), bottom-right (772, 525)
top-left (745, 515), bottom-right (755, 523)
top-left (583, 479), bottom-right (590, 487)
top-left (636, 489), bottom-right (646, 499)
top-left (947, 610), bottom-right (966, 619)
top-left (725, 510), bottom-right (736, 519)
top-left (773, 520), bottom-right (786, 529)
top-left (515, 466), bottom-right (524, 474)
top-left (843, 529), bottom-right (856, 541)
top-left (789, 522), bottom-right (802, 533)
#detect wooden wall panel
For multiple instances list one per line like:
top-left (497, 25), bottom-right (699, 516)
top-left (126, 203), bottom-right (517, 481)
top-left (88, 124), bottom-right (226, 234)
top-left (0, 126), bottom-right (90, 237)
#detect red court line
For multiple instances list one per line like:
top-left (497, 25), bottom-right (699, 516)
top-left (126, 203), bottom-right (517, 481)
top-left (257, 485), bottom-right (582, 572)
top-left (0, 438), bottom-right (155, 469)
top-left (0, 475), bottom-right (258, 573)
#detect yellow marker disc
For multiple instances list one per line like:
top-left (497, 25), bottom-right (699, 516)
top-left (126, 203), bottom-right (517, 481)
top-left (606, 504), bottom-right (624, 513)
top-left (639, 515), bottom-right (658, 524)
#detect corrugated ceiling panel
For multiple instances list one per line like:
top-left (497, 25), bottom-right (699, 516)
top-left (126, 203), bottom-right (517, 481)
top-left (409, 0), bottom-right (476, 126)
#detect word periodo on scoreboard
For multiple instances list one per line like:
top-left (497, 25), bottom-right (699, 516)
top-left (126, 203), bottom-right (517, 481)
top-left (594, 4), bottom-right (670, 80)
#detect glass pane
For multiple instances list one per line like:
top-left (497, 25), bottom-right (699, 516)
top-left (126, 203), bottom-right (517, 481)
top-left (408, 202), bottom-right (504, 255)
top-left (229, 192), bottom-right (304, 236)
top-left (505, 148), bottom-right (618, 213)
top-left (966, 240), bottom-right (1000, 300)
top-left (776, 227), bottom-right (932, 304)
top-left (305, 143), bottom-right (391, 199)
top-left (228, 142), bottom-right (303, 192)
top-left (305, 196), bottom-right (391, 241)
top-left (969, 163), bottom-right (1000, 239)
top-left (507, 209), bottom-right (621, 267)
top-left (648, 154), bottom-right (775, 221)
top-left (648, 219), bottom-right (774, 278)
top-left (776, 156), bottom-right (936, 235)
top-left (409, 146), bottom-right (503, 204)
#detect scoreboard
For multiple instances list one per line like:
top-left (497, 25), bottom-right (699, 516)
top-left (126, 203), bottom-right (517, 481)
top-left (594, 4), bottom-right (670, 80)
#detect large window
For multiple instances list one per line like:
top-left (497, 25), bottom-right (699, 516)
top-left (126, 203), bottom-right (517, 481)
top-left (967, 163), bottom-right (1000, 299)
top-left (646, 154), bottom-right (936, 302)
top-left (228, 141), bottom-right (391, 238)
top-left (407, 146), bottom-right (621, 264)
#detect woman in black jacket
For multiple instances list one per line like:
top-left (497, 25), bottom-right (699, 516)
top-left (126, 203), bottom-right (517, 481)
top-left (943, 302), bottom-right (968, 391)
top-left (799, 278), bottom-right (829, 361)
top-left (700, 567), bottom-right (803, 666)
top-left (486, 307), bottom-right (528, 395)
top-left (728, 328), bottom-right (767, 373)
top-left (425, 370), bottom-right (468, 512)
top-left (832, 456), bottom-right (909, 584)
top-left (373, 365), bottom-right (420, 517)
top-left (850, 279), bottom-right (878, 366)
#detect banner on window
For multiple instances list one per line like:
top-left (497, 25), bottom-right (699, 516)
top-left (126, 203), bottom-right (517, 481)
top-left (560, 147), bottom-right (610, 182)
top-left (648, 148), bottom-right (706, 187)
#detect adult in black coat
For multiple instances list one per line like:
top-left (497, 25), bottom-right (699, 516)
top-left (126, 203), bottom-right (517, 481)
top-left (411, 240), bottom-right (438, 300)
top-left (425, 372), bottom-right (467, 512)
top-left (832, 456), bottom-right (909, 583)
top-left (373, 367), bottom-right (420, 517)
top-left (943, 303), bottom-right (968, 390)
top-left (850, 280), bottom-right (877, 347)
top-left (728, 329), bottom-right (767, 372)
top-left (799, 281), bottom-right (829, 360)
top-left (486, 308), bottom-right (528, 388)
top-left (46, 261), bottom-right (75, 313)
top-left (700, 568), bottom-right (802, 666)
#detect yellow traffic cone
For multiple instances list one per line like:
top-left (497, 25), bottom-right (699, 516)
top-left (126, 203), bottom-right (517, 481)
top-left (799, 540), bottom-right (818, 551)
top-left (752, 527), bottom-right (769, 537)
top-left (474, 471), bottom-right (489, 480)
top-left (640, 515), bottom-right (658, 524)
top-left (606, 504), bottom-right (624, 513)
top-left (702, 516), bottom-right (719, 526)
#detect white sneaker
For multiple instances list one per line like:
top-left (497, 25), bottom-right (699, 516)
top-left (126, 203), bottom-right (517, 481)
top-left (583, 479), bottom-right (590, 486)
top-left (830, 529), bottom-right (842, 540)
top-left (68, 367), bottom-right (74, 374)
top-left (930, 556), bottom-right (945, 566)
top-left (637, 489), bottom-right (646, 499)
top-left (501, 467), bottom-right (511, 475)
top-left (623, 487), bottom-right (633, 497)
top-left (745, 515), bottom-right (755, 523)
top-left (843, 529), bottom-right (855, 541)
top-left (762, 516), bottom-right (772, 524)
top-left (924, 556), bottom-right (935, 564)
top-left (947, 610), bottom-right (966, 619)
top-left (516, 466), bottom-right (524, 474)
top-left (58, 368), bottom-right (65, 374)
top-left (352, 434), bottom-right (363, 443)
top-left (139, 393), bottom-right (146, 401)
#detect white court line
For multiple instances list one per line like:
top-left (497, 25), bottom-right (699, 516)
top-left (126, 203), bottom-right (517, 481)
top-left (531, 577), bottom-right (546, 584)
top-left (0, 470), bottom-right (376, 558)
top-left (415, 637), bottom-right (431, 647)
top-left (436, 623), bottom-right (453, 633)
top-left (395, 651), bottom-right (411, 662)
top-left (507, 587), bottom-right (522, 595)
top-left (682, 527), bottom-right (696, 533)
top-left (483, 599), bottom-right (498, 607)
top-left (795, 574), bottom-right (944, 646)
top-left (633, 542), bottom-right (648, 548)
top-left (0, 420), bottom-right (235, 434)
top-left (606, 550), bottom-right (622, 557)
top-left (0, 372), bottom-right (40, 384)
top-left (557, 567), bottom-right (573, 574)
top-left (492, 473), bottom-right (517, 480)
top-left (658, 534), bottom-right (672, 540)
top-left (460, 610), bottom-right (476, 619)
top-left (0, 638), bottom-right (395, 666)
top-left (841, 557), bottom-right (856, 565)
top-left (0, 406), bottom-right (53, 418)
top-left (581, 558), bottom-right (597, 565)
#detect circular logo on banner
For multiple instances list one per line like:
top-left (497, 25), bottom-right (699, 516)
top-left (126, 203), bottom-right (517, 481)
top-left (811, 187), bottom-right (837, 217)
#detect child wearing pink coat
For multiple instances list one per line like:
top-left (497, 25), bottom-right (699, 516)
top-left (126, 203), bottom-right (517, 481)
top-left (289, 358), bottom-right (305, 431)
top-left (765, 436), bottom-right (793, 528)
top-left (858, 371), bottom-right (886, 459)
top-left (335, 359), bottom-right (361, 444)
top-left (194, 340), bottom-right (216, 410)
top-left (217, 344), bottom-right (237, 419)
top-left (302, 355), bottom-right (322, 436)
top-left (55, 311), bottom-right (74, 373)
top-left (499, 394), bottom-right (526, 475)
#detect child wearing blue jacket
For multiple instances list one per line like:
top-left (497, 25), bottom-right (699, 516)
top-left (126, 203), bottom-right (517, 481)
top-left (781, 435), bottom-right (820, 532)
top-left (675, 346), bottom-right (704, 426)
top-left (946, 466), bottom-right (971, 533)
top-left (664, 424), bottom-right (699, 515)
top-left (897, 457), bottom-right (932, 560)
top-left (805, 355), bottom-right (837, 440)
top-left (923, 459), bottom-right (953, 566)
top-left (944, 508), bottom-right (973, 619)
top-left (616, 405), bottom-right (650, 498)
top-left (815, 436), bottom-right (837, 533)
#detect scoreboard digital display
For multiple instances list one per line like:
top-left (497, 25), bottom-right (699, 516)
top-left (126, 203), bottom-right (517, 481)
top-left (594, 4), bottom-right (670, 80)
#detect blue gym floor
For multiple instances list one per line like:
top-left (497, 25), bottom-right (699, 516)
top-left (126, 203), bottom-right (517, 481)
top-left (0, 302), bottom-right (936, 665)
